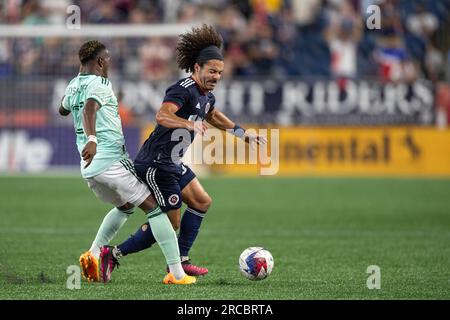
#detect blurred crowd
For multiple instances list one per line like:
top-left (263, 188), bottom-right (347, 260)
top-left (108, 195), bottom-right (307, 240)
top-left (0, 0), bottom-right (449, 83)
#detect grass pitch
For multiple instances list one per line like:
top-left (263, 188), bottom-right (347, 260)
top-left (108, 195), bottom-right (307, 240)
top-left (0, 176), bottom-right (449, 300)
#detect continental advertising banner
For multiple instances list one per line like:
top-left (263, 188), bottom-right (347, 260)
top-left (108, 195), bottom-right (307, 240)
top-left (211, 127), bottom-right (450, 177)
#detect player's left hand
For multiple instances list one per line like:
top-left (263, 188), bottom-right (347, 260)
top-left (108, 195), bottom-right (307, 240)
top-left (82, 141), bottom-right (97, 168)
top-left (244, 132), bottom-right (267, 145)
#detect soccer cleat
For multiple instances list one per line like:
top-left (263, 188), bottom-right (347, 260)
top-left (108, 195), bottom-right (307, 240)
top-left (166, 259), bottom-right (209, 276)
top-left (79, 251), bottom-right (100, 282)
top-left (99, 245), bottom-right (120, 283)
top-left (163, 273), bottom-right (197, 285)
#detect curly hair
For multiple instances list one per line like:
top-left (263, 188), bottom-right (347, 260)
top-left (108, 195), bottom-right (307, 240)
top-left (78, 40), bottom-right (106, 65)
top-left (176, 24), bottom-right (223, 73)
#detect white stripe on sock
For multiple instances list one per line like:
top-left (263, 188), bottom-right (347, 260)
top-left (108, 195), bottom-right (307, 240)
top-left (186, 207), bottom-right (205, 218)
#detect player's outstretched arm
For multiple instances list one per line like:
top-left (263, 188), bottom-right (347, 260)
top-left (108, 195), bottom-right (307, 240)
top-left (205, 108), bottom-right (234, 131)
top-left (81, 98), bottom-right (100, 168)
top-left (157, 102), bottom-right (207, 135)
top-left (206, 109), bottom-right (267, 145)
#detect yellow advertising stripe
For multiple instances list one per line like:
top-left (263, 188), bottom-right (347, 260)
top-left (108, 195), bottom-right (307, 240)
top-left (140, 125), bottom-right (450, 177)
top-left (213, 127), bottom-right (450, 177)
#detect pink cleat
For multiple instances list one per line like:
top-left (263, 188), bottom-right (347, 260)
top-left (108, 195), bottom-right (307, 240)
top-left (99, 246), bottom-right (120, 283)
top-left (167, 259), bottom-right (209, 276)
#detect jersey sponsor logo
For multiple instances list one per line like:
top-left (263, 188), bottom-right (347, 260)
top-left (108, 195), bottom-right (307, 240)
top-left (168, 194), bottom-right (180, 206)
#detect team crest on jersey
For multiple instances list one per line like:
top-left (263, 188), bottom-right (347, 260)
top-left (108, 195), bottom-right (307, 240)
top-left (205, 102), bottom-right (211, 113)
top-left (168, 194), bottom-right (180, 206)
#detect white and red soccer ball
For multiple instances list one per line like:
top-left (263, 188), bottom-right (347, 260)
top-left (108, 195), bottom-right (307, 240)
top-left (239, 247), bottom-right (274, 281)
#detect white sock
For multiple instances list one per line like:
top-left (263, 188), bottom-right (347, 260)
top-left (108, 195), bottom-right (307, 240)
top-left (169, 263), bottom-right (186, 280)
top-left (146, 207), bottom-right (186, 280)
top-left (89, 245), bottom-right (101, 259)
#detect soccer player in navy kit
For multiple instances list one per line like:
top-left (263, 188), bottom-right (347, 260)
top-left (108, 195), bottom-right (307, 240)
top-left (100, 25), bottom-right (265, 280)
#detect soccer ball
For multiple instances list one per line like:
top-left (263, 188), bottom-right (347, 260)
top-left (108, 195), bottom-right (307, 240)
top-left (239, 247), bottom-right (274, 281)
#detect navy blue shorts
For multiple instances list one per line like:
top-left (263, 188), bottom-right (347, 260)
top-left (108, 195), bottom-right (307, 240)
top-left (135, 163), bottom-right (196, 212)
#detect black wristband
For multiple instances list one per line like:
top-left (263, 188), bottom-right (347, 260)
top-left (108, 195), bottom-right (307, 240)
top-left (231, 124), bottom-right (245, 139)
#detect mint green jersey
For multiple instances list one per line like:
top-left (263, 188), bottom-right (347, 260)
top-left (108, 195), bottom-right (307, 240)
top-left (62, 73), bottom-right (127, 178)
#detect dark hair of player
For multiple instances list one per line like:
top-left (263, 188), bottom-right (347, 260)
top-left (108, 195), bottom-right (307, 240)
top-left (78, 40), bottom-right (106, 65)
top-left (176, 24), bottom-right (223, 73)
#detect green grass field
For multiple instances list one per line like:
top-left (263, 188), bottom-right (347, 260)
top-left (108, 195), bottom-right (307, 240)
top-left (0, 175), bottom-right (449, 300)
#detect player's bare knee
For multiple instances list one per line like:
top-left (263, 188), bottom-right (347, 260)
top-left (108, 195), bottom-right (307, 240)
top-left (196, 194), bottom-right (212, 212)
top-left (171, 220), bottom-right (180, 231)
top-left (204, 193), bottom-right (212, 210)
top-left (146, 195), bottom-right (158, 208)
top-left (167, 213), bottom-right (181, 231)
top-left (118, 202), bottom-right (134, 212)
top-left (138, 196), bottom-right (157, 212)
top-left (166, 208), bottom-right (181, 231)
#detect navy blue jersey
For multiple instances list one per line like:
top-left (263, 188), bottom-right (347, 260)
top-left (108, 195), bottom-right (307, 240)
top-left (134, 77), bottom-right (216, 174)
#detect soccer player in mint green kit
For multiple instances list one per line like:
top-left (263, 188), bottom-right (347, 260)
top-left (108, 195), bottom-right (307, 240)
top-left (59, 40), bottom-right (195, 285)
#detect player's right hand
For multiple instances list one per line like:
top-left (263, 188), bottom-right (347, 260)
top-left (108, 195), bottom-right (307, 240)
top-left (82, 141), bottom-right (97, 168)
